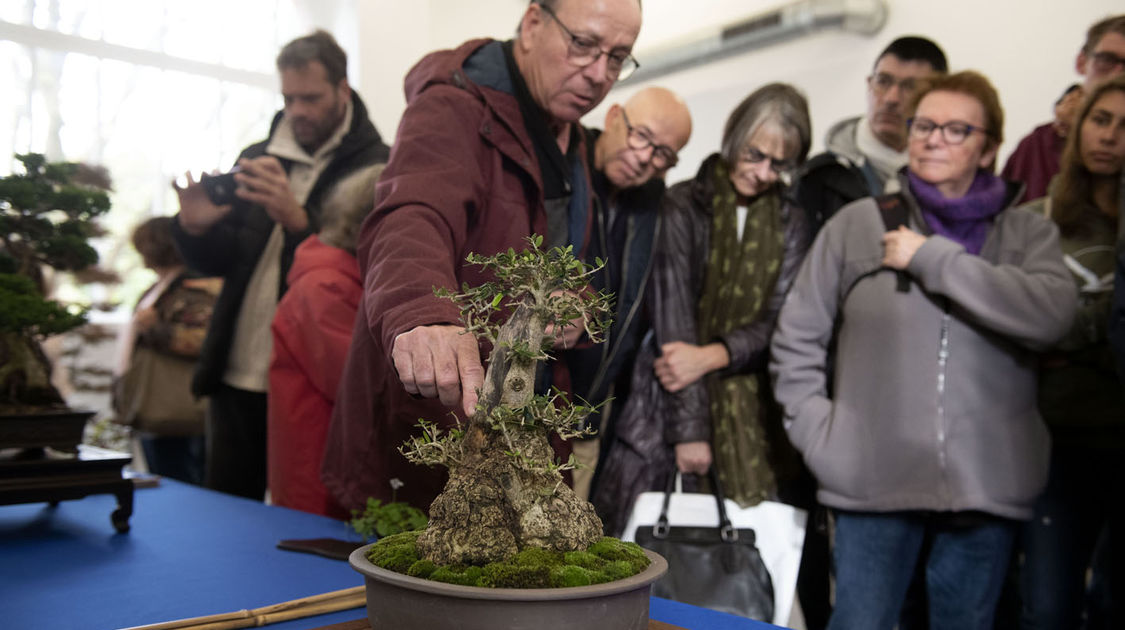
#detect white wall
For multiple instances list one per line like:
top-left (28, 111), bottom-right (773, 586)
top-left (353, 0), bottom-right (1122, 184)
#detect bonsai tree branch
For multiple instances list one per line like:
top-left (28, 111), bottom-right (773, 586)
top-left (404, 236), bottom-right (612, 566)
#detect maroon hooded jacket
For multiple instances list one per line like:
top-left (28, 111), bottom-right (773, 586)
top-left (1001, 122), bottom-right (1064, 204)
top-left (322, 39), bottom-right (593, 512)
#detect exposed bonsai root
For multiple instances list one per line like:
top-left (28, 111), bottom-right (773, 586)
top-left (418, 437), bottom-right (602, 566)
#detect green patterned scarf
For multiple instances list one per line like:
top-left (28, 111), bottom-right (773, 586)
top-left (696, 159), bottom-right (785, 507)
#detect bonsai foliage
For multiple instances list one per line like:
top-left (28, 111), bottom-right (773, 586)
top-left (402, 235), bottom-right (613, 566)
top-left (0, 153), bottom-right (112, 408)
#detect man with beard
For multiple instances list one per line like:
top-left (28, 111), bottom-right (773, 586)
top-left (793, 36), bottom-right (947, 238)
top-left (323, 0), bottom-right (644, 512)
top-left (172, 30), bottom-right (389, 500)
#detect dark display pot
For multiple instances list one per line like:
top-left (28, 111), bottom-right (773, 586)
top-left (0, 409), bottom-right (94, 451)
top-left (349, 543), bottom-right (668, 630)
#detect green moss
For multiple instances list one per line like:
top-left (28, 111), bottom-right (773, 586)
top-left (601, 560), bottom-right (636, 582)
top-left (367, 534), bottom-right (650, 589)
top-left (366, 531), bottom-right (423, 574)
top-left (562, 550), bottom-right (604, 570)
top-left (550, 565), bottom-right (595, 587)
top-left (481, 563), bottom-right (551, 588)
top-left (512, 547), bottom-right (563, 568)
top-left (430, 564), bottom-right (485, 586)
top-left (587, 537), bottom-right (650, 573)
top-left (407, 559), bottom-right (437, 579)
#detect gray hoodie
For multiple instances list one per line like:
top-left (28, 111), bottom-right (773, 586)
top-left (824, 116), bottom-right (865, 165)
top-left (769, 176), bottom-right (1077, 520)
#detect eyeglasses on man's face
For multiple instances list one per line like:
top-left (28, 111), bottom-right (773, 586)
top-left (738, 145), bottom-right (795, 177)
top-left (1090, 51), bottom-right (1125, 75)
top-left (620, 109), bottom-right (678, 169)
top-left (868, 72), bottom-right (919, 97)
top-left (539, 3), bottom-right (639, 81)
top-left (907, 117), bottom-right (991, 145)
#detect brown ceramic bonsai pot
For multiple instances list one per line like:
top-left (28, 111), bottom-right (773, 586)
top-left (348, 544), bottom-right (668, 630)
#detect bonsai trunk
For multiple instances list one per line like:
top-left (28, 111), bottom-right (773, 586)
top-left (0, 331), bottom-right (65, 410)
top-left (416, 302), bottom-right (603, 566)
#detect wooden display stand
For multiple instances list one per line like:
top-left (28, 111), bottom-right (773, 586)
top-left (0, 444), bottom-right (134, 532)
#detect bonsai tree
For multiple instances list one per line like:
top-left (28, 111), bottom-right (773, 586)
top-left (402, 235), bottom-right (612, 566)
top-left (0, 153), bottom-right (112, 411)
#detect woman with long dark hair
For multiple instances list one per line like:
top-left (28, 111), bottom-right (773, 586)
top-left (1019, 73), bottom-right (1125, 629)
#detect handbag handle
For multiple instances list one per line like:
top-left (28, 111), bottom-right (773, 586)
top-left (653, 466), bottom-right (739, 543)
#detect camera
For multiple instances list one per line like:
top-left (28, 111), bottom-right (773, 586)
top-left (201, 167), bottom-right (242, 206)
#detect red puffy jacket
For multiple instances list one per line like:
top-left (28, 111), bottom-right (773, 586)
top-left (268, 236), bottom-right (358, 519)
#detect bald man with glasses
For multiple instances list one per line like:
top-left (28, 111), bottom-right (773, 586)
top-left (564, 86), bottom-right (692, 501)
top-left (323, 0), bottom-right (643, 512)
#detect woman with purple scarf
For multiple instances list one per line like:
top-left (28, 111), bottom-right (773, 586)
top-left (769, 70), bottom-right (1077, 629)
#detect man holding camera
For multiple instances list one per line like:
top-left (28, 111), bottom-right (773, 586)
top-left (171, 30), bottom-right (389, 500)
top-left (322, 0), bottom-right (643, 512)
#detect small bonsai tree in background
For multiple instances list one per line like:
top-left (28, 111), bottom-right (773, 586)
top-left (0, 153), bottom-right (112, 411)
top-left (402, 235), bottom-right (612, 567)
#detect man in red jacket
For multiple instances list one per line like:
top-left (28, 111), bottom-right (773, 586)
top-left (322, 0), bottom-right (643, 512)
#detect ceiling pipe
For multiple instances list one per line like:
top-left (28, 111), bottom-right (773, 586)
top-left (620, 0), bottom-right (888, 86)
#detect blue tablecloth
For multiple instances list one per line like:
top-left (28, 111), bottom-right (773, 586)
top-left (0, 479), bottom-right (780, 630)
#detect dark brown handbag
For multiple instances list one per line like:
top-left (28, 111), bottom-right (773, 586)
top-left (634, 467), bottom-right (775, 622)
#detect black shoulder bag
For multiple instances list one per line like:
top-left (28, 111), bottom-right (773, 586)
top-left (634, 467), bottom-right (775, 621)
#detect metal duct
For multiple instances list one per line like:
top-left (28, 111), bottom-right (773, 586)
top-left (620, 0), bottom-right (888, 85)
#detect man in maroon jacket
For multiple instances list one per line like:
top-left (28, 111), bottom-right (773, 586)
top-left (323, 0), bottom-right (643, 512)
top-left (1003, 14), bottom-right (1125, 203)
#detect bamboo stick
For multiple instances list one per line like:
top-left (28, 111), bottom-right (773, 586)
top-left (178, 594), bottom-right (367, 630)
top-left (118, 610), bottom-right (253, 630)
top-left (119, 586), bottom-right (366, 630)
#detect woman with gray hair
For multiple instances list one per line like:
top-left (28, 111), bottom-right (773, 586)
top-left (593, 83), bottom-right (812, 536)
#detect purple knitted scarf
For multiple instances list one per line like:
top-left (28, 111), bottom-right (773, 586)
top-left (907, 170), bottom-right (1008, 255)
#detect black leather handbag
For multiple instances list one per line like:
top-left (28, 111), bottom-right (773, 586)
top-left (634, 468), bottom-right (775, 621)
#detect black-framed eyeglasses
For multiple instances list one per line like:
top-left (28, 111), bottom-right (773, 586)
top-left (907, 117), bottom-right (992, 145)
top-left (620, 109), bottom-right (678, 169)
top-left (868, 72), bottom-right (919, 96)
top-left (538, 3), bottom-right (639, 81)
top-left (738, 145), bottom-right (796, 177)
top-left (1091, 51), bottom-right (1125, 74)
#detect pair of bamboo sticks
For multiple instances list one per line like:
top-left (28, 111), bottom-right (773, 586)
top-left (119, 585), bottom-right (367, 630)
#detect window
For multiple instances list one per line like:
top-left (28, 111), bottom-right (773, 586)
top-left (1, 0), bottom-right (304, 306)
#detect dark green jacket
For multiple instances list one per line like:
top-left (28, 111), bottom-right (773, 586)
top-left (1024, 191), bottom-right (1125, 443)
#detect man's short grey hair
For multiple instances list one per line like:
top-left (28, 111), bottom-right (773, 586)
top-left (720, 83), bottom-right (812, 168)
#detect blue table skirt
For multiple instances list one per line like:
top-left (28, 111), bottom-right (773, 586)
top-left (0, 479), bottom-right (780, 630)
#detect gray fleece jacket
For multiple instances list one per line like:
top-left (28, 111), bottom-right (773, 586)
top-left (769, 175), bottom-right (1077, 520)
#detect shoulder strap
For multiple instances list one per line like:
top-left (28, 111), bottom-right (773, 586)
top-left (876, 193), bottom-right (911, 293)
